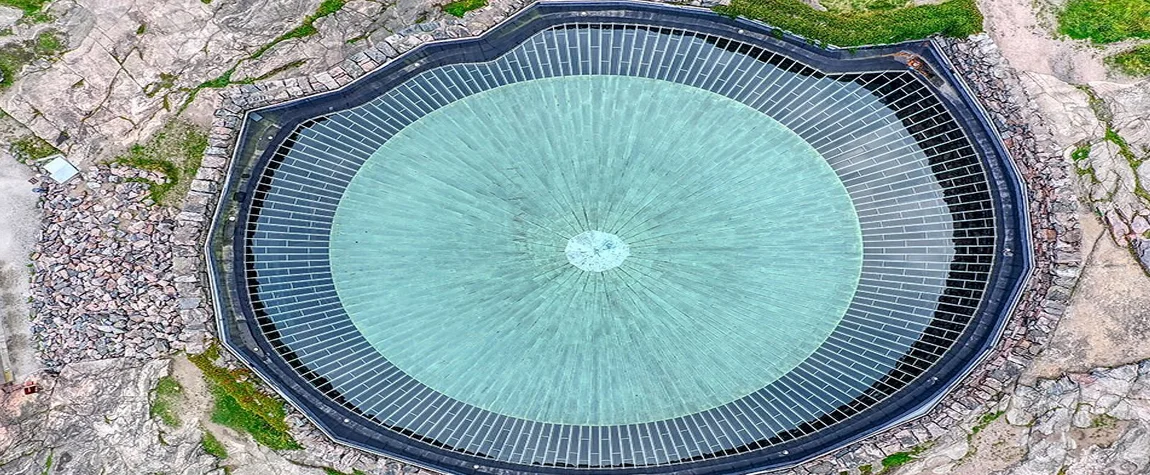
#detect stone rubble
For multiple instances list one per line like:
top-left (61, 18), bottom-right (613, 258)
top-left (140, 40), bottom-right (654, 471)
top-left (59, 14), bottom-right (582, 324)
top-left (28, 165), bottom-right (189, 367)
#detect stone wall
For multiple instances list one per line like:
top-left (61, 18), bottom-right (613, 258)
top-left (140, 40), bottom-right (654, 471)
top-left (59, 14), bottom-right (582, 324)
top-left (179, 4), bottom-right (1083, 475)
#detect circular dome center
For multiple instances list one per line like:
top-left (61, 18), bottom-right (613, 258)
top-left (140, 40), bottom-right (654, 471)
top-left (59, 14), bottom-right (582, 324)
top-left (565, 230), bottom-right (629, 272)
top-left (330, 75), bottom-right (864, 425)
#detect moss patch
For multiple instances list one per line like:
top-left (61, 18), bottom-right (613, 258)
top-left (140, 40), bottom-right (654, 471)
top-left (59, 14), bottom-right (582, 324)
top-left (201, 430), bottom-right (229, 459)
top-left (0, 0), bottom-right (53, 23)
top-left (1071, 145), bottom-right (1092, 162)
top-left (189, 344), bottom-right (301, 451)
top-left (9, 134), bottom-right (59, 163)
top-left (112, 121), bottom-right (208, 205)
top-left (881, 444), bottom-right (928, 471)
top-left (969, 410), bottom-right (1004, 437)
top-left (714, 0), bottom-right (982, 47)
top-left (150, 375), bottom-right (184, 427)
top-left (1057, 0), bottom-right (1150, 44)
top-left (322, 468), bottom-right (367, 475)
top-left (0, 30), bottom-right (68, 89)
top-left (443, 0), bottom-right (487, 17)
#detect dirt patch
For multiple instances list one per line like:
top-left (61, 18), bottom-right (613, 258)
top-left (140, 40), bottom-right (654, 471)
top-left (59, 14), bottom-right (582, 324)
top-left (1068, 417), bottom-right (1131, 457)
top-left (976, 0), bottom-right (1144, 83)
top-left (954, 419), bottom-right (1030, 474)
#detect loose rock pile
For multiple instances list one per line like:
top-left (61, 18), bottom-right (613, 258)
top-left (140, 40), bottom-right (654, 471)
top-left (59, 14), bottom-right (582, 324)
top-left (29, 165), bottom-right (181, 367)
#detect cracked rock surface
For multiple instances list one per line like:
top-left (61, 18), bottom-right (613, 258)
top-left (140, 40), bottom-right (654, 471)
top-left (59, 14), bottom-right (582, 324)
top-left (0, 358), bottom-right (216, 475)
top-left (0, 0), bottom-right (440, 167)
top-left (888, 361), bottom-right (1150, 475)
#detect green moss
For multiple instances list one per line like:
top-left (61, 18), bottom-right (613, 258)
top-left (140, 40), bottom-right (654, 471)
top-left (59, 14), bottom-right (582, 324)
top-left (1071, 145), bottom-right (1091, 162)
top-left (136, 23), bottom-right (147, 35)
top-left (881, 444), bottom-right (928, 470)
top-left (1107, 45), bottom-right (1150, 77)
top-left (189, 345), bottom-right (301, 451)
top-left (443, 0), bottom-right (487, 17)
top-left (34, 31), bottom-right (63, 56)
top-left (201, 430), bottom-right (229, 459)
top-left (1091, 413), bottom-right (1119, 428)
top-left (858, 464), bottom-right (874, 474)
top-left (41, 450), bottom-right (52, 475)
top-left (970, 410), bottom-right (1004, 437)
top-left (1057, 0), bottom-right (1150, 44)
top-left (112, 121), bottom-right (208, 205)
top-left (713, 0), bottom-right (982, 47)
top-left (321, 468), bottom-right (367, 475)
top-left (145, 72), bottom-right (178, 97)
top-left (150, 376), bottom-right (184, 427)
top-left (0, 0), bottom-right (50, 20)
top-left (9, 134), bottom-right (59, 163)
top-left (0, 30), bottom-right (67, 89)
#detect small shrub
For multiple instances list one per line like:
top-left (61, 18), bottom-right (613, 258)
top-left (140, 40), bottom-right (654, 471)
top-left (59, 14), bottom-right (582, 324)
top-left (150, 376), bottom-right (184, 427)
top-left (443, 0), bottom-right (487, 17)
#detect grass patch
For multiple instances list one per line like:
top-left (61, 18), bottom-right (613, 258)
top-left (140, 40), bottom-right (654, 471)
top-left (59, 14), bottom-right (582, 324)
top-left (189, 345), bottom-right (301, 451)
top-left (1057, 0), bottom-right (1150, 44)
top-left (1107, 45), bottom-right (1150, 77)
top-left (819, 0), bottom-right (908, 12)
top-left (9, 134), bottom-right (59, 163)
top-left (248, 0), bottom-right (346, 60)
top-left (714, 0), bottom-right (982, 47)
top-left (150, 376), bottom-right (184, 427)
top-left (201, 430), bottom-right (229, 459)
top-left (0, 30), bottom-right (67, 89)
top-left (112, 121), bottom-right (208, 205)
top-left (442, 0), bottom-right (486, 17)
